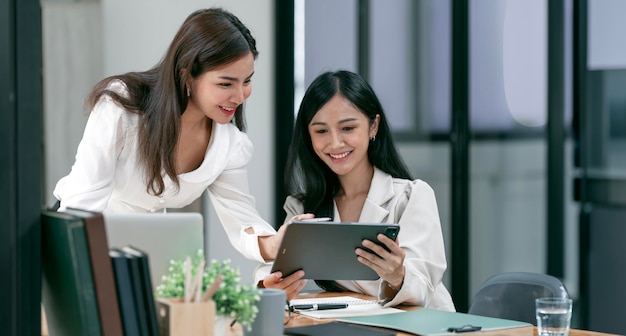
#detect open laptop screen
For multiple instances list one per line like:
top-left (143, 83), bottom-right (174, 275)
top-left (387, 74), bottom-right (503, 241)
top-left (103, 212), bottom-right (204, 290)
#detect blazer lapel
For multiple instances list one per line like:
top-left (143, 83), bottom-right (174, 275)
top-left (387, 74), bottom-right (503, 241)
top-left (359, 168), bottom-right (395, 223)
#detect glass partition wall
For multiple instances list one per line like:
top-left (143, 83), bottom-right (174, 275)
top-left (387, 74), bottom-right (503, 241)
top-left (468, 0), bottom-right (574, 297)
top-left (289, 0), bottom-right (574, 314)
top-left (574, 0), bottom-right (626, 333)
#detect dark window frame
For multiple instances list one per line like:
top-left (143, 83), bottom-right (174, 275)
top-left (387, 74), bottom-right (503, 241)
top-left (0, 0), bottom-right (43, 335)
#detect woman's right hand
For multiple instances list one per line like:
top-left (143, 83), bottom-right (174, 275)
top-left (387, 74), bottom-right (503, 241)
top-left (270, 213), bottom-right (316, 256)
top-left (286, 213), bottom-right (316, 224)
top-left (258, 213), bottom-right (315, 260)
top-left (262, 270), bottom-right (308, 301)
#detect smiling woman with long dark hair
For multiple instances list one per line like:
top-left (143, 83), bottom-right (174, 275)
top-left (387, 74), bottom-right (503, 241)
top-left (259, 70), bottom-right (455, 311)
top-left (53, 8), bottom-right (282, 263)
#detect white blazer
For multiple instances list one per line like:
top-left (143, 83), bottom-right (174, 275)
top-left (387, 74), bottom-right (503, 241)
top-left (275, 167), bottom-right (456, 311)
top-left (53, 82), bottom-right (276, 263)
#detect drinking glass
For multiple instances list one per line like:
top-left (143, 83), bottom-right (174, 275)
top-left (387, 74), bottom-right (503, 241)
top-left (536, 297), bottom-right (573, 336)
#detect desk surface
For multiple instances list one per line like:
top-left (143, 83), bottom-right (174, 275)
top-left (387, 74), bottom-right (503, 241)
top-left (227, 292), bottom-right (620, 336)
top-left (41, 292), bottom-right (620, 336)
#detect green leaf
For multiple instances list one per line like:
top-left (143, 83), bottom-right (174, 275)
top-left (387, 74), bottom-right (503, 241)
top-left (155, 249), bottom-right (260, 328)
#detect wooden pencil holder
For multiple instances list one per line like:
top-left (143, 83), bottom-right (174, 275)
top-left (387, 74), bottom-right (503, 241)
top-left (157, 298), bottom-right (216, 336)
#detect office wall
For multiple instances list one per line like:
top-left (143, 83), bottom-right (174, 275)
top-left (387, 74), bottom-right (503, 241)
top-left (42, 0), bottom-right (274, 284)
top-left (42, 2), bottom-right (102, 209)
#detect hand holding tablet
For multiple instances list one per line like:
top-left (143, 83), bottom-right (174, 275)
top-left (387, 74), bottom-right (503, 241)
top-left (271, 221), bottom-right (400, 280)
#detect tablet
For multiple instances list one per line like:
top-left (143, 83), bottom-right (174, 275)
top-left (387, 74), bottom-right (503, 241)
top-left (270, 221), bottom-right (400, 280)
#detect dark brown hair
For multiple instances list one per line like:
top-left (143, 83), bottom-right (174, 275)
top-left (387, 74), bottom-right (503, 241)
top-left (85, 8), bottom-right (258, 195)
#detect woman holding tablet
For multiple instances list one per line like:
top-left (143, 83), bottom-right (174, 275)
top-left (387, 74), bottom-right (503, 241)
top-left (260, 70), bottom-right (455, 311)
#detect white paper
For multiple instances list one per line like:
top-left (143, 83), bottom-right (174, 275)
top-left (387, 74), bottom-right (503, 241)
top-left (289, 296), bottom-right (405, 319)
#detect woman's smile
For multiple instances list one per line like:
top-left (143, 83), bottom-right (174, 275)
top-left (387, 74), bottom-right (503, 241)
top-left (219, 105), bottom-right (237, 116)
top-left (329, 151), bottom-right (352, 161)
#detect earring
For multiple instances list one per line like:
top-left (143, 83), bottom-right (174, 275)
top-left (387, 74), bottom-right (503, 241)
top-left (186, 86), bottom-right (190, 97)
top-left (370, 136), bottom-right (376, 142)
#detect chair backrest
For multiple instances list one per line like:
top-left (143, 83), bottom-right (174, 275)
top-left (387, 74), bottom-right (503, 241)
top-left (468, 272), bottom-right (569, 325)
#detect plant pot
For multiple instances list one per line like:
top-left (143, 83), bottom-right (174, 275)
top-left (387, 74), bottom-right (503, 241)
top-left (214, 314), bottom-right (230, 335)
top-left (156, 298), bottom-right (216, 336)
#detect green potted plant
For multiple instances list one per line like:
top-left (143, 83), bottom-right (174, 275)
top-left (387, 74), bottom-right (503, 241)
top-left (155, 250), bottom-right (260, 332)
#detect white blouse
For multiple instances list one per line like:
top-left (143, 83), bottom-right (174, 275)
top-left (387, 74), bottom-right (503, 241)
top-left (54, 84), bottom-right (276, 262)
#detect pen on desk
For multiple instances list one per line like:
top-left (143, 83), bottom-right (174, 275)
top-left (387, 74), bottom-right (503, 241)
top-left (447, 325), bottom-right (482, 333)
top-left (290, 303), bottom-right (348, 311)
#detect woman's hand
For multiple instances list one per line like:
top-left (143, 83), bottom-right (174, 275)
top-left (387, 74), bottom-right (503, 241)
top-left (258, 213), bottom-right (315, 260)
top-left (286, 213), bottom-right (316, 224)
top-left (262, 270), bottom-right (308, 301)
top-left (356, 234), bottom-right (406, 290)
top-left (275, 213), bottom-right (316, 250)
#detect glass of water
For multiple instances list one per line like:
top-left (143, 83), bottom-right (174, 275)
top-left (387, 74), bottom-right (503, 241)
top-left (535, 297), bottom-right (573, 336)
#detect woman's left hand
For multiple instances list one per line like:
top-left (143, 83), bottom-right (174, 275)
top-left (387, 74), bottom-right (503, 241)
top-left (356, 234), bottom-right (405, 289)
top-left (261, 270), bottom-right (308, 301)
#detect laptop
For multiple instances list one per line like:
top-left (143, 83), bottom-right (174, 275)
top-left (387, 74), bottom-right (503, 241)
top-left (103, 212), bottom-right (204, 290)
top-left (270, 221), bottom-right (400, 280)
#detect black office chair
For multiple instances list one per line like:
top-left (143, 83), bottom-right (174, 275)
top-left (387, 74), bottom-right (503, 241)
top-left (468, 272), bottom-right (569, 325)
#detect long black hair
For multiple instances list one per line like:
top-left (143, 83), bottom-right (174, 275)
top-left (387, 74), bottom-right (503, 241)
top-left (284, 70), bottom-right (412, 218)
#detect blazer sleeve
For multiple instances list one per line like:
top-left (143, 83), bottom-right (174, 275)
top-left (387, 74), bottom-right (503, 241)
top-left (380, 179), bottom-right (455, 311)
top-left (282, 195), bottom-right (305, 224)
top-left (206, 132), bottom-right (277, 263)
top-left (53, 94), bottom-right (128, 212)
top-left (252, 195), bottom-right (303, 283)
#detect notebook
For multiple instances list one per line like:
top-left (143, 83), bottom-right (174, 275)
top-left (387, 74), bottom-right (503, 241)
top-left (271, 221), bottom-right (400, 280)
top-left (285, 321), bottom-right (396, 336)
top-left (288, 296), bottom-right (404, 319)
top-left (337, 308), bottom-right (532, 336)
top-left (104, 212), bottom-right (204, 290)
